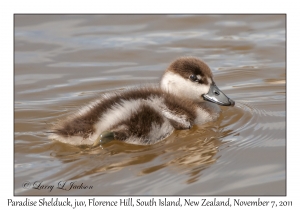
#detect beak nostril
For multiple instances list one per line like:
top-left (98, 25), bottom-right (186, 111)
top-left (214, 91), bottom-right (220, 95)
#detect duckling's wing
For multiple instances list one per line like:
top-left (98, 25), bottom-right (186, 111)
top-left (161, 109), bottom-right (193, 130)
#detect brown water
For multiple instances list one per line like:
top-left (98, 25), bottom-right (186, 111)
top-left (14, 15), bottom-right (286, 195)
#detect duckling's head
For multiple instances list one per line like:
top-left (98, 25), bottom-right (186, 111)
top-left (160, 57), bottom-right (235, 106)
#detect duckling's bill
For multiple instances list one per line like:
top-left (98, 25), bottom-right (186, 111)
top-left (202, 82), bottom-right (235, 106)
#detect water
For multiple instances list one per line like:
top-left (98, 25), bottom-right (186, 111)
top-left (14, 14), bottom-right (285, 195)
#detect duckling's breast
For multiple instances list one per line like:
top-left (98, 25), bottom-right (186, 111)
top-left (194, 102), bottom-right (221, 125)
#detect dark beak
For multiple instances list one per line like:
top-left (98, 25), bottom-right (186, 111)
top-left (202, 83), bottom-right (235, 106)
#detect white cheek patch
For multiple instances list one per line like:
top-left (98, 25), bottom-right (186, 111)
top-left (161, 72), bottom-right (211, 101)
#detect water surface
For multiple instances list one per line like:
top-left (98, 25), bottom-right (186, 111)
top-left (14, 14), bottom-right (286, 195)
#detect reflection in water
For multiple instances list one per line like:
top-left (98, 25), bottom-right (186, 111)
top-left (51, 120), bottom-right (236, 185)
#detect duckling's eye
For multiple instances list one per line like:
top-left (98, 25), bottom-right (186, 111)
top-left (189, 74), bottom-right (198, 82)
top-left (189, 74), bottom-right (204, 84)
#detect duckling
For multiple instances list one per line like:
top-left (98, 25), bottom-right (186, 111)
top-left (49, 57), bottom-right (234, 146)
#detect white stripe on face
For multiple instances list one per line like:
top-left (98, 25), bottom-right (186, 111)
top-left (196, 75), bottom-right (202, 80)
